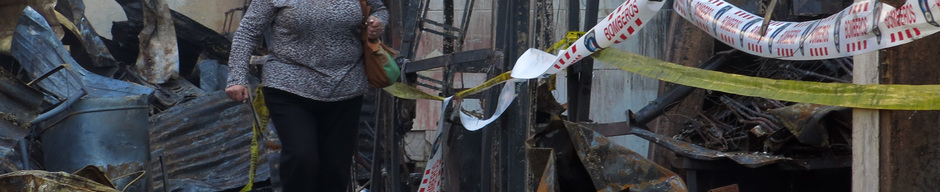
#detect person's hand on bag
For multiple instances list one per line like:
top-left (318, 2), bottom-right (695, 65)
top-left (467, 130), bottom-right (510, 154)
top-left (367, 16), bottom-right (383, 40)
top-left (226, 85), bottom-right (249, 102)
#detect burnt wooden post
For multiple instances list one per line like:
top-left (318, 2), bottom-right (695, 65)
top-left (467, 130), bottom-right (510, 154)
top-left (494, 0), bottom-right (532, 191)
top-left (566, 0), bottom-right (598, 123)
top-left (875, 27), bottom-right (940, 192)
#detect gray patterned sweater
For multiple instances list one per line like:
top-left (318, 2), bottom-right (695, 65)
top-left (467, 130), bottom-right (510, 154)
top-left (227, 0), bottom-right (388, 101)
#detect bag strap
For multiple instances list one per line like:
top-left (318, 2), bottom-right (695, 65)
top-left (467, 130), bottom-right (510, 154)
top-left (359, 0), bottom-right (370, 23)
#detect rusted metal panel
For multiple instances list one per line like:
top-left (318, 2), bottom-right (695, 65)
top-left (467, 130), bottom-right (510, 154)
top-left (880, 26), bottom-right (940, 192)
top-left (767, 103), bottom-right (850, 147)
top-left (149, 91), bottom-right (277, 192)
top-left (527, 148), bottom-right (557, 192)
top-left (41, 96), bottom-right (150, 191)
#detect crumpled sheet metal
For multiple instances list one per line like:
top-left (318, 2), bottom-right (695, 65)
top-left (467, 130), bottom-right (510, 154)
top-left (0, 170), bottom-right (118, 192)
top-left (55, 0), bottom-right (119, 71)
top-left (529, 148), bottom-right (558, 192)
top-left (768, 103), bottom-right (851, 147)
top-left (630, 127), bottom-right (790, 168)
top-left (563, 121), bottom-right (688, 192)
top-left (11, 6), bottom-right (152, 125)
top-left (134, 0), bottom-right (179, 84)
top-left (10, 6), bottom-right (84, 100)
top-left (150, 92), bottom-right (274, 192)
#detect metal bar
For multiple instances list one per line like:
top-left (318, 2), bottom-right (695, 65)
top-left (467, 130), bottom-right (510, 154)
top-left (565, 0), bottom-right (586, 122)
top-left (419, 27), bottom-right (460, 39)
top-left (19, 139), bottom-right (28, 169)
top-left (25, 65), bottom-right (66, 87)
top-left (387, 96), bottom-right (401, 192)
top-left (494, 0), bottom-right (531, 190)
top-left (421, 19), bottom-right (462, 31)
top-left (577, 0), bottom-right (598, 121)
top-left (410, 0), bottom-right (433, 59)
top-left (400, 0), bottom-right (421, 59)
top-left (31, 90), bottom-right (87, 125)
top-left (456, 0), bottom-right (475, 51)
top-left (160, 155), bottom-right (169, 192)
top-left (416, 74), bottom-right (446, 85)
top-left (416, 82), bottom-right (443, 91)
top-left (369, 119), bottom-right (382, 192)
top-left (443, 0), bottom-right (455, 54)
top-left (403, 49), bottom-right (496, 73)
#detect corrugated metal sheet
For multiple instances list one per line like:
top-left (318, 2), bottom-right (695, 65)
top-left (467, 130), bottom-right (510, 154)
top-left (149, 91), bottom-right (276, 192)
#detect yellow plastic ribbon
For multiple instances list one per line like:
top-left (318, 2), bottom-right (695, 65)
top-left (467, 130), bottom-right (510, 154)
top-left (241, 86), bottom-right (270, 192)
top-left (592, 48), bottom-right (940, 110)
top-left (383, 71), bottom-right (515, 101)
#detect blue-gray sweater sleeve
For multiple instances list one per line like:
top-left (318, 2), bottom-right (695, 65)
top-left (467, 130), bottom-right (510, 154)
top-left (368, 0), bottom-right (389, 29)
top-left (226, 0), bottom-right (276, 88)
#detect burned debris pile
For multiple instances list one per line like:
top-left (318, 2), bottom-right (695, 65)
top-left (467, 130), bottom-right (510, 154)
top-left (0, 0), bottom-right (273, 191)
top-left (673, 53), bottom-right (853, 165)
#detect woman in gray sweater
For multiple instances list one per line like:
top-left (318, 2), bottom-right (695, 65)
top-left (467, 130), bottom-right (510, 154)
top-left (225, 0), bottom-right (388, 191)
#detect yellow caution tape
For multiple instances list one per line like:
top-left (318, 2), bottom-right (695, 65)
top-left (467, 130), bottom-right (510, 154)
top-left (592, 48), bottom-right (940, 110)
top-left (241, 86), bottom-right (270, 192)
top-left (453, 72), bottom-right (513, 98)
top-left (383, 83), bottom-right (445, 100)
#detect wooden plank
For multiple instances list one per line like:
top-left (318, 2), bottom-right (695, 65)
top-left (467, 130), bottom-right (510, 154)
top-left (878, 30), bottom-right (940, 192)
top-left (851, 50), bottom-right (878, 192)
top-left (851, 1), bottom-right (879, 191)
top-left (649, 9), bottom-right (714, 173)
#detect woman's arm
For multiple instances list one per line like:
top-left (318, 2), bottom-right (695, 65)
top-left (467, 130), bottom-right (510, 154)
top-left (225, 0), bottom-right (277, 101)
top-left (366, 0), bottom-right (388, 38)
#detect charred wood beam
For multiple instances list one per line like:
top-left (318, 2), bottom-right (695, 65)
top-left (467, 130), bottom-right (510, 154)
top-left (494, 0), bottom-right (530, 190)
top-left (583, 121), bottom-right (790, 168)
top-left (566, 0), bottom-right (597, 122)
top-left (632, 52), bottom-right (730, 125)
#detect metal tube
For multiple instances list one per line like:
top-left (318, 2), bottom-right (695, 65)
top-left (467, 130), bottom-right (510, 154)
top-left (30, 90), bottom-right (87, 125)
top-left (19, 139), bottom-right (28, 169)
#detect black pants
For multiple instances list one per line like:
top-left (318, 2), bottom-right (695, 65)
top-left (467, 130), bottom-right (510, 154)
top-left (264, 87), bottom-right (362, 192)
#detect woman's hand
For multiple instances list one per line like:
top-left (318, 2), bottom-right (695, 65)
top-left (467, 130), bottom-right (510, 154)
top-left (225, 85), bottom-right (250, 102)
top-left (367, 16), bottom-right (383, 40)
